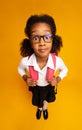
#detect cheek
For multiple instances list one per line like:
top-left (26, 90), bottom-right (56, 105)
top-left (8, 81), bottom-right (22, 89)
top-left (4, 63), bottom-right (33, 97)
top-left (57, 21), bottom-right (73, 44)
top-left (49, 43), bottom-right (52, 50)
top-left (31, 43), bottom-right (38, 51)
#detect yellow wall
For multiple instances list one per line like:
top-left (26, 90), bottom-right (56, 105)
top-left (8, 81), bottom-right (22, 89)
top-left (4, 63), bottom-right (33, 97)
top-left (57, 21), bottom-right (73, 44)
top-left (0, 0), bottom-right (82, 130)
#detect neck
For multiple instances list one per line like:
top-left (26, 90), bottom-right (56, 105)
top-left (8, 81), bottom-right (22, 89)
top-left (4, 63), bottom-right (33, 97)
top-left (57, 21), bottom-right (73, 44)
top-left (35, 55), bottom-right (49, 69)
top-left (36, 55), bottom-right (48, 63)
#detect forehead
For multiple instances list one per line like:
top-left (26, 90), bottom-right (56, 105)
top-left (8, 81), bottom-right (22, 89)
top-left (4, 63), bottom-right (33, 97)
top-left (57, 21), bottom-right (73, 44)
top-left (30, 22), bottom-right (52, 34)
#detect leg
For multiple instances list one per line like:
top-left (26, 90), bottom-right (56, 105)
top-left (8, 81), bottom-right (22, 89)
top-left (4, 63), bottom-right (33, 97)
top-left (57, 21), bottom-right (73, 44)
top-left (43, 100), bottom-right (48, 119)
top-left (43, 100), bottom-right (48, 110)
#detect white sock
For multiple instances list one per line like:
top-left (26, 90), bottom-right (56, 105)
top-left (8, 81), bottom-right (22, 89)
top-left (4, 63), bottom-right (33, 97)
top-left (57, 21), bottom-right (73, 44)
top-left (42, 100), bottom-right (48, 110)
top-left (38, 107), bottom-right (42, 111)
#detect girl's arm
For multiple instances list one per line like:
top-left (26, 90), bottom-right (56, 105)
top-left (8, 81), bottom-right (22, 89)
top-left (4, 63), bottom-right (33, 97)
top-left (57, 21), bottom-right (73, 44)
top-left (48, 56), bottom-right (68, 86)
top-left (22, 74), bottom-right (28, 81)
top-left (18, 58), bottom-right (37, 86)
top-left (18, 58), bottom-right (27, 77)
top-left (56, 56), bottom-right (68, 80)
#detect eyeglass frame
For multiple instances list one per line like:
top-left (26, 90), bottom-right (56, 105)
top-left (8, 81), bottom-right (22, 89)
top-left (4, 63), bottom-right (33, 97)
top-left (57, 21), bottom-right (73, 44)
top-left (29, 34), bottom-right (53, 43)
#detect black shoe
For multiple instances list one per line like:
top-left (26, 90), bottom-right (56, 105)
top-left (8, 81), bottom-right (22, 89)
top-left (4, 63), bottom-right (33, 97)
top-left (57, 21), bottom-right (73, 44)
top-left (43, 109), bottom-right (48, 119)
top-left (36, 109), bottom-right (42, 119)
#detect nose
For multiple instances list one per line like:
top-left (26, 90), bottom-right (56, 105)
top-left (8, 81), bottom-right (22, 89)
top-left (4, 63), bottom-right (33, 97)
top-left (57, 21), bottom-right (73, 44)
top-left (39, 37), bottom-right (46, 46)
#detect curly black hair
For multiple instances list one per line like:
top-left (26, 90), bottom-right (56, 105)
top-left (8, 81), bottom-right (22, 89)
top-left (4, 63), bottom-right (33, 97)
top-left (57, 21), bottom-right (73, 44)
top-left (20, 14), bottom-right (63, 57)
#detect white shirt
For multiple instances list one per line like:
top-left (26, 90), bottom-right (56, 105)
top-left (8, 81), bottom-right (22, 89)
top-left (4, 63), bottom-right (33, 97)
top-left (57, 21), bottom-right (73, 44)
top-left (18, 53), bottom-right (68, 86)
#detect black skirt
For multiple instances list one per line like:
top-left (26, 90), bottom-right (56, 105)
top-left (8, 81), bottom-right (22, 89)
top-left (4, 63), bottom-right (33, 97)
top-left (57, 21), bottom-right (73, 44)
top-left (29, 85), bottom-right (57, 107)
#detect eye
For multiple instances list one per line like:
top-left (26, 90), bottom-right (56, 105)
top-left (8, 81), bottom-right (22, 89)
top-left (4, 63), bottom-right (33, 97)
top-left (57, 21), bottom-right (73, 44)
top-left (45, 34), bottom-right (52, 39)
top-left (33, 35), bottom-right (39, 41)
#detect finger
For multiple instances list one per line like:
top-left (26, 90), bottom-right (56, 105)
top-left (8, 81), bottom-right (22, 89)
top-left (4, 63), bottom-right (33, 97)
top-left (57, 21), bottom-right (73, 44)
top-left (31, 83), bottom-right (36, 86)
top-left (47, 80), bottom-right (51, 83)
top-left (33, 80), bottom-right (37, 84)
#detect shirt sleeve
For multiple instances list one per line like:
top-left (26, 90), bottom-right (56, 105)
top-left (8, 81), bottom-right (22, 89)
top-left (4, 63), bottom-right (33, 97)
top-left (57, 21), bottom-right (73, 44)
top-left (18, 57), bottom-right (27, 76)
top-left (56, 56), bottom-right (68, 79)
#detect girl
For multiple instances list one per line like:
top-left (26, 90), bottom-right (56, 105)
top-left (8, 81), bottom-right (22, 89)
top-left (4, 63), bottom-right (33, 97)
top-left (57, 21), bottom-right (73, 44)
top-left (18, 14), bottom-right (68, 120)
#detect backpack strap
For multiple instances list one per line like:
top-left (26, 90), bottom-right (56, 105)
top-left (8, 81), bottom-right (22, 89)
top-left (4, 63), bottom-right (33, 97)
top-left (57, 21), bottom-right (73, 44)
top-left (46, 53), bottom-right (56, 80)
top-left (29, 66), bottom-right (38, 80)
top-left (28, 53), bottom-right (56, 80)
top-left (28, 56), bottom-right (38, 80)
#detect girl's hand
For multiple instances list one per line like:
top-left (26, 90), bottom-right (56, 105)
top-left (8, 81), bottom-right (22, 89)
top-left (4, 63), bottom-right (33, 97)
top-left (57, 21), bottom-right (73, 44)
top-left (47, 76), bottom-right (61, 86)
top-left (22, 75), bottom-right (37, 86)
top-left (26, 77), bottom-right (37, 86)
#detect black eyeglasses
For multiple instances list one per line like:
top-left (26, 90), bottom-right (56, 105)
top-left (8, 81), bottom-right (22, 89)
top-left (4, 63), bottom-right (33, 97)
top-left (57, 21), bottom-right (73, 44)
top-left (30, 34), bottom-right (53, 43)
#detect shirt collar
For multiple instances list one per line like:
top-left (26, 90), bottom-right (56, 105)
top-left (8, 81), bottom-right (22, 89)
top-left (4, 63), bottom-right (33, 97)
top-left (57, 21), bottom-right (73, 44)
top-left (47, 54), bottom-right (55, 70)
top-left (27, 53), bottom-right (55, 71)
top-left (27, 54), bottom-right (40, 71)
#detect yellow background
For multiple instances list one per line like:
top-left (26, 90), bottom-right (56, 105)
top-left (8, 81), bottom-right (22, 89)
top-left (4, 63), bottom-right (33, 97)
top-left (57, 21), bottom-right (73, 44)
top-left (0, 0), bottom-right (82, 130)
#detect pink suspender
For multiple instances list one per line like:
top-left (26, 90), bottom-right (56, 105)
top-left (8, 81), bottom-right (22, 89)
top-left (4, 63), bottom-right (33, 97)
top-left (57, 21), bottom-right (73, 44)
top-left (46, 53), bottom-right (56, 80)
top-left (28, 53), bottom-right (56, 80)
top-left (29, 66), bottom-right (38, 80)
